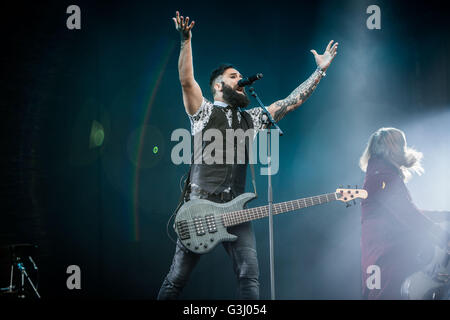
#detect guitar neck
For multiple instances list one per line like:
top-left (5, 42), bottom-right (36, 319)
top-left (222, 193), bottom-right (340, 227)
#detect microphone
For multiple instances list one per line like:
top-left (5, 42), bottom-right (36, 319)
top-left (238, 73), bottom-right (263, 87)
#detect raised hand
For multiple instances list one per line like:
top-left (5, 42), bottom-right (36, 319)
top-left (172, 11), bottom-right (195, 41)
top-left (311, 40), bottom-right (338, 71)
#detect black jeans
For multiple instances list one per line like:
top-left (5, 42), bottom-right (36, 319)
top-left (157, 190), bottom-right (260, 300)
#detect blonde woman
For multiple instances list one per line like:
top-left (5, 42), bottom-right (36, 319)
top-left (359, 127), bottom-right (450, 299)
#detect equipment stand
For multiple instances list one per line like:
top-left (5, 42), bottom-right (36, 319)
top-left (249, 87), bottom-right (283, 300)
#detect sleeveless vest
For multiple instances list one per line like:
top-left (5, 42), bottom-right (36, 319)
top-left (190, 105), bottom-right (254, 196)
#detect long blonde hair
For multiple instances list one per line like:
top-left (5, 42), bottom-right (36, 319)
top-left (359, 127), bottom-right (424, 182)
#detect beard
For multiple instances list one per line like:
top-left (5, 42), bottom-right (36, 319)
top-left (221, 82), bottom-right (250, 108)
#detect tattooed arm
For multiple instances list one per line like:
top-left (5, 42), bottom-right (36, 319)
top-left (268, 68), bottom-right (323, 122)
top-left (267, 40), bottom-right (338, 122)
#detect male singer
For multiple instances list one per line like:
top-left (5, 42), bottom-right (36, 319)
top-left (157, 11), bottom-right (338, 299)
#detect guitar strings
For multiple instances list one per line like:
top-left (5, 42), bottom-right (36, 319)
top-left (177, 198), bottom-right (334, 243)
top-left (179, 193), bottom-right (341, 229)
top-left (176, 192), bottom-right (342, 230)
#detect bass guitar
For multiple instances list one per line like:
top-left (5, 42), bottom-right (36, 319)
top-left (174, 188), bottom-right (368, 254)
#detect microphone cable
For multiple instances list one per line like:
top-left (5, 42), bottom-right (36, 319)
top-left (165, 171), bottom-right (189, 246)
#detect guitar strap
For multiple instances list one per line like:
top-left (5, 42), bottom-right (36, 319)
top-left (240, 109), bottom-right (258, 197)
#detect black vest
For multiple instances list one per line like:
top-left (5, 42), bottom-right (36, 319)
top-left (190, 105), bottom-right (254, 196)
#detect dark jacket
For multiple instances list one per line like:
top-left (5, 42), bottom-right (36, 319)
top-left (360, 156), bottom-right (448, 299)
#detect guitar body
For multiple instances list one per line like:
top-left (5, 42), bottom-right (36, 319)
top-left (401, 246), bottom-right (450, 300)
top-left (174, 193), bottom-right (257, 254)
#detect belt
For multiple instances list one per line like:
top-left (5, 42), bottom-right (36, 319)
top-left (188, 184), bottom-right (234, 203)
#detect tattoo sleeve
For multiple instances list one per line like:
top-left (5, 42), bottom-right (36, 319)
top-left (273, 67), bottom-right (324, 122)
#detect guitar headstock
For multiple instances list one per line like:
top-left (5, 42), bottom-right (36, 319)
top-left (336, 188), bottom-right (368, 204)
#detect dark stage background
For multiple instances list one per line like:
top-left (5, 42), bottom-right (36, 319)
top-left (1, 0), bottom-right (449, 299)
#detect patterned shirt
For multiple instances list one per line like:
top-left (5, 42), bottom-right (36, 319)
top-left (187, 98), bottom-right (265, 136)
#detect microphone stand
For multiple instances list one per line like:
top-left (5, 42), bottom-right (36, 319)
top-left (6, 244), bottom-right (41, 299)
top-left (16, 258), bottom-right (41, 299)
top-left (11, 256), bottom-right (41, 299)
top-left (248, 86), bottom-right (283, 300)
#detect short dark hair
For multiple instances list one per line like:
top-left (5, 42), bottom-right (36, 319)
top-left (209, 63), bottom-right (234, 96)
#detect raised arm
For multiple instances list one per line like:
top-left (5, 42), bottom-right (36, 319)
top-left (267, 40), bottom-right (338, 122)
top-left (172, 11), bottom-right (203, 115)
